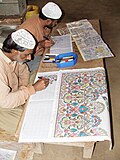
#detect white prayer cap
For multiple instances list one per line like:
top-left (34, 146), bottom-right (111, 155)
top-left (42, 2), bottom-right (62, 19)
top-left (11, 29), bottom-right (36, 49)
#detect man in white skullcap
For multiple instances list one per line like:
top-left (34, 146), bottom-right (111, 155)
top-left (0, 29), bottom-right (49, 134)
top-left (18, 2), bottom-right (63, 71)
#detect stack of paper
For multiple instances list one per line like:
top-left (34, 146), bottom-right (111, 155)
top-left (66, 19), bottom-right (114, 61)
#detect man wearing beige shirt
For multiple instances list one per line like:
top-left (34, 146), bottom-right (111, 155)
top-left (18, 2), bottom-right (63, 71)
top-left (0, 29), bottom-right (49, 134)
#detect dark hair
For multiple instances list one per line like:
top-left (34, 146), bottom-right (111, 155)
top-left (39, 10), bottom-right (52, 20)
top-left (2, 34), bottom-right (27, 53)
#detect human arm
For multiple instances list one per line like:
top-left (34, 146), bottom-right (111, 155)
top-left (0, 67), bottom-right (49, 108)
top-left (18, 63), bottom-right (30, 87)
top-left (33, 78), bottom-right (49, 92)
top-left (0, 72), bottom-right (35, 108)
top-left (34, 39), bottom-right (54, 57)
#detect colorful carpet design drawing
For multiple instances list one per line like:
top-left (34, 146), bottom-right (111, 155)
top-left (55, 68), bottom-right (109, 137)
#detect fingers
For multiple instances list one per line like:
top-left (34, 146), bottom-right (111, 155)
top-left (38, 39), bottom-right (54, 48)
top-left (44, 39), bottom-right (55, 47)
top-left (40, 78), bottom-right (49, 88)
top-left (38, 78), bottom-right (49, 89)
top-left (33, 78), bottom-right (49, 92)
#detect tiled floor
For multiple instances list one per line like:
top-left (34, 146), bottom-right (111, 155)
top-left (27, 1), bottom-right (120, 160)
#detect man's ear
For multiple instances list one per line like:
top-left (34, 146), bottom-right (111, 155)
top-left (11, 49), bottom-right (18, 55)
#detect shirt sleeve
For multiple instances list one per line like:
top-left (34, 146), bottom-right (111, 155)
top-left (0, 68), bottom-right (35, 109)
top-left (18, 63), bottom-right (30, 87)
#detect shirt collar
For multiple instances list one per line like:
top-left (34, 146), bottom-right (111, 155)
top-left (0, 49), bottom-right (12, 63)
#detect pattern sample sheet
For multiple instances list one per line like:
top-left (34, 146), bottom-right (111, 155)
top-left (19, 68), bottom-right (111, 143)
top-left (54, 68), bottom-right (111, 142)
top-left (66, 19), bottom-right (114, 61)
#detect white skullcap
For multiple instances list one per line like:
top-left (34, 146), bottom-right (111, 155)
top-left (11, 29), bottom-right (36, 49)
top-left (42, 2), bottom-right (62, 19)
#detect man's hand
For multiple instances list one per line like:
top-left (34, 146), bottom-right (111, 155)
top-left (39, 39), bottom-right (55, 48)
top-left (33, 78), bottom-right (49, 92)
top-left (34, 38), bottom-right (55, 57)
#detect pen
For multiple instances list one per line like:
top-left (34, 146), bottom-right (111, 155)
top-left (62, 56), bottom-right (74, 59)
top-left (55, 56), bottom-right (74, 62)
top-left (43, 36), bottom-right (55, 43)
top-left (60, 59), bottom-right (73, 63)
top-left (38, 76), bottom-right (44, 79)
top-left (43, 36), bottom-right (49, 40)
top-left (56, 57), bottom-right (74, 63)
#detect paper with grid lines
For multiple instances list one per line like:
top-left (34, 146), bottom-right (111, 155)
top-left (50, 34), bottom-right (73, 55)
top-left (19, 71), bottom-right (61, 142)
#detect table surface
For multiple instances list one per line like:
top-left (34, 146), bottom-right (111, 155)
top-left (16, 19), bottom-right (104, 138)
top-left (38, 19), bottom-right (103, 73)
top-left (0, 19), bottom-right (107, 160)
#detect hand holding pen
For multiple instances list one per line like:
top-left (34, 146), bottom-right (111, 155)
top-left (37, 36), bottom-right (55, 50)
top-left (43, 36), bottom-right (55, 47)
top-left (33, 77), bottom-right (49, 92)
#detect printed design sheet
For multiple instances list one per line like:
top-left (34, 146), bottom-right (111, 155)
top-left (66, 19), bottom-right (114, 61)
top-left (19, 68), bottom-right (111, 143)
top-left (54, 68), bottom-right (111, 142)
top-left (57, 27), bottom-right (70, 36)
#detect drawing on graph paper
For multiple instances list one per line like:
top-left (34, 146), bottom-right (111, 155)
top-left (66, 19), bottom-right (114, 61)
top-left (50, 34), bottom-right (73, 55)
top-left (30, 73), bottom-right (59, 101)
top-left (41, 75), bottom-right (57, 84)
top-left (55, 69), bottom-right (109, 137)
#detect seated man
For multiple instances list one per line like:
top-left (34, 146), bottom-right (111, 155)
top-left (0, 29), bottom-right (49, 134)
top-left (18, 2), bottom-right (63, 71)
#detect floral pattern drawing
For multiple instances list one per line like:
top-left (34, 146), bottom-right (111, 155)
top-left (55, 68), bottom-right (109, 137)
top-left (41, 75), bottom-right (57, 84)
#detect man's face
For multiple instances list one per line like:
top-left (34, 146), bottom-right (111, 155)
top-left (12, 49), bottom-right (33, 63)
top-left (45, 20), bottom-right (58, 29)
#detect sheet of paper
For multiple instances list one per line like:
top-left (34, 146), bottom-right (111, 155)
top-left (66, 19), bottom-right (114, 61)
top-left (50, 34), bottom-right (73, 55)
top-left (19, 71), bottom-right (62, 142)
top-left (19, 100), bottom-right (55, 142)
top-left (0, 148), bottom-right (16, 160)
top-left (54, 68), bottom-right (111, 142)
top-left (30, 71), bottom-right (61, 101)
top-left (19, 68), bottom-right (111, 144)
top-left (57, 27), bottom-right (70, 36)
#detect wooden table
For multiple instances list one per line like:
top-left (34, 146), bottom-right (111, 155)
top-left (17, 19), bottom-right (104, 159)
top-left (39, 20), bottom-right (103, 73)
top-left (0, 19), bottom-right (104, 160)
top-left (35, 19), bottom-right (104, 159)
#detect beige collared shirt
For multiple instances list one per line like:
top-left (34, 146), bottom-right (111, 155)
top-left (0, 49), bottom-right (35, 108)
